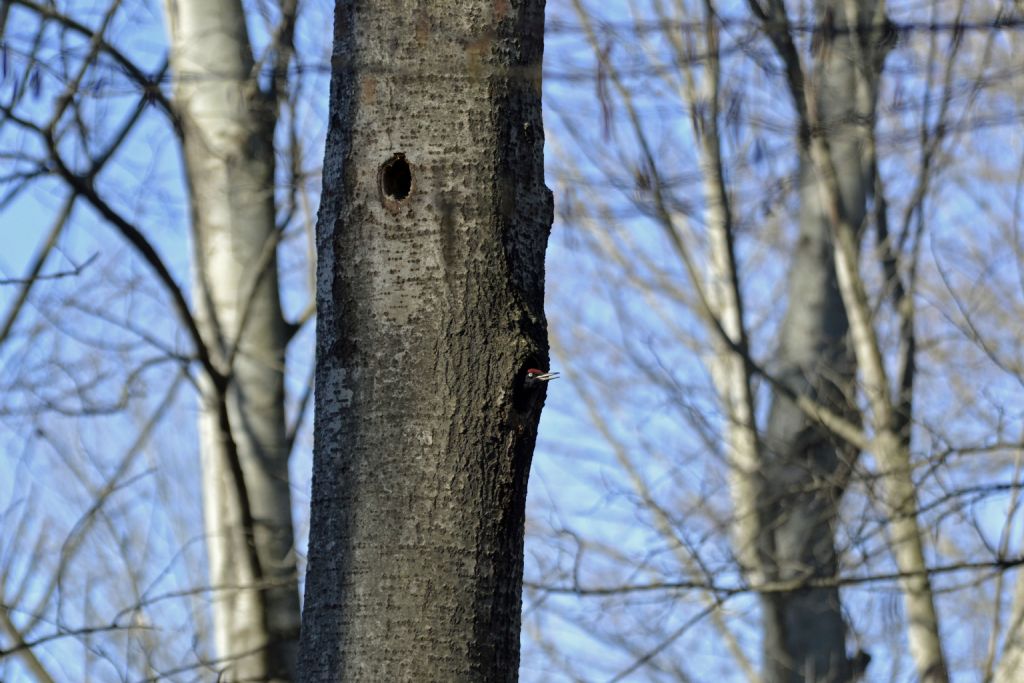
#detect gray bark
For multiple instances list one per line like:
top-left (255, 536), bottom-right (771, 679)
top-left (758, 1), bottom-right (884, 680)
top-left (797, 2), bottom-right (947, 679)
top-left (163, 0), bottom-right (300, 679)
top-left (298, 1), bottom-right (551, 680)
top-left (759, 149), bottom-right (857, 683)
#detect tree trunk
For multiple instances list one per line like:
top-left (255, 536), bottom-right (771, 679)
top-left (163, 1), bottom-right (300, 679)
top-left (797, 2), bottom-right (948, 680)
top-left (759, 144), bottom-right (857, 683)
top-left (298, 1), bottom-right (551, 679)
top-left (758, 1), bottom-right (879, 680)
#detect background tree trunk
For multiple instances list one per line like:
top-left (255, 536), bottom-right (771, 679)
top-left (756, 1), bottom-right (880, 679)
top-left (298, 1), bottom-right (551, 679)
top-left (163, 1), bottom-right (300, 679)
top-left (759, 153), bottom-right (857, 683)
top-left (797, 2), bottom-right (948, 679)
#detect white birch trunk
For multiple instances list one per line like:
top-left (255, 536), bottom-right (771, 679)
top-left (163, 0), bottom-right (299, 679)
top-left (827, 211), bottom-right (947, 681)
top-left (697, 108), bottom-right (762, 584)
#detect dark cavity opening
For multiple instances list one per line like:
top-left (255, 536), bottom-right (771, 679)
top-left (512, 358), bottom-right (543, 413)
top-left (380, 154), bottom-right (412, 201)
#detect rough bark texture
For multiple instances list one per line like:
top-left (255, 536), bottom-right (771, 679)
top-left (758, 1), bottom-right (879, 680)
top-left (163, 1), bottom-right (300, 679)
top-left (299, 1), bottom-right (551, 680)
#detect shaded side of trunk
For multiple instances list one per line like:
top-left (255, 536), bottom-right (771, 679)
top-left (163, 1), bottom-right (299, 679)
top-left (760, 148), bottom-right (856, 680)
top-left (759, 2), bottom-right (878, 680)
top-left (298, 1), bottom-right (550, 679)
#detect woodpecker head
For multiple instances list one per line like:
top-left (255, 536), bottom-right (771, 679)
top-left (523, 368), bottom-right (560, 389)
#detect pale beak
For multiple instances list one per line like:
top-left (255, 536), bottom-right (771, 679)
top-left (534, 371), bottom-right (560, 382)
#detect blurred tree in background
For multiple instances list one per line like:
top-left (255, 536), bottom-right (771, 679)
top-left (1, 0), bottom-right (324, 678)
top-left (529, 1), bottom-right (1024, 681)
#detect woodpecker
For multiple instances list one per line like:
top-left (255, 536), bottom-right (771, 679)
top-left (513, 368), bottom-right (558, 414)
top-left (523, 368), bottom-right (559, 389)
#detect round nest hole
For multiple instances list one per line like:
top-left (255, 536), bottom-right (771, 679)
top-left (380, 154), bottom-right (412, 202)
